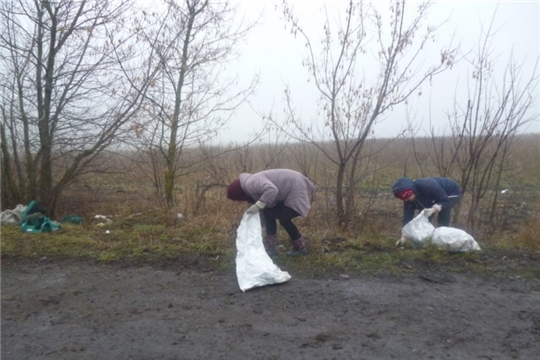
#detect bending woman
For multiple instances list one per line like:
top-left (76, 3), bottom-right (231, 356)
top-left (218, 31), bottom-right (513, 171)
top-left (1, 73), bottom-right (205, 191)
top-left (227, 169), bottom-right (315, 257)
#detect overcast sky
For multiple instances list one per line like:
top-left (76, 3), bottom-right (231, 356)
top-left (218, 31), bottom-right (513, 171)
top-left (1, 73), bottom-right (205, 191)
top-left (215, 0), bottom-right (540, 143)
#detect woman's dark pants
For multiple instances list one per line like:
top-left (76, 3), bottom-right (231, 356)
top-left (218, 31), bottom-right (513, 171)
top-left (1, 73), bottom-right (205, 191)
top-left (262, 204), bottom-right (301, 241)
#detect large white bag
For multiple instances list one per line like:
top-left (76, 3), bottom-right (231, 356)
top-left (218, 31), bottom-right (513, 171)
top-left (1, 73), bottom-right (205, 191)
top-left (402, 210), bottom-right (481, 252)
top-left (431, 227), bottom-right (481, 252)
top-left (402, 209), bottom-right (434, 247)
top-left (235, 213), bottom-right (291, 292)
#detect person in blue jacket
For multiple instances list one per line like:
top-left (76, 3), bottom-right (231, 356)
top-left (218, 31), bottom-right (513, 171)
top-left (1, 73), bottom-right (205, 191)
top-left (392, 176), bottom-right (461, 244)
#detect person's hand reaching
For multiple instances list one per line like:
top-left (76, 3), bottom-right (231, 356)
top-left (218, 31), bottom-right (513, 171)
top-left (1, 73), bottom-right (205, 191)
top-left (246, 201), bottom-right (266, 214)
top-left (396, 233), bottom-right (406, 247)
top-left (424, 204), bottom-right (441, 217)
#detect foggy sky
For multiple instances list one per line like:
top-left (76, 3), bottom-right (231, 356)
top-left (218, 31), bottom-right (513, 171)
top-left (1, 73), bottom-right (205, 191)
top-left (217, 0), bottom-right (540, 144)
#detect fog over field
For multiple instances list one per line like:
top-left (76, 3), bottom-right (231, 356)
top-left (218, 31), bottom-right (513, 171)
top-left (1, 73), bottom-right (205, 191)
top-left (214, 0), bottom-right (540, 143)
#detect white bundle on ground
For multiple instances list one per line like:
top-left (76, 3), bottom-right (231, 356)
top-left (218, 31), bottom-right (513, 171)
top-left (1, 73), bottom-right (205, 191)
top-left (0, 204), bottom-right (26, 225)
top-left (431, 227), bottom-right (481, 252)
top-left (402, 210), bottom-right (481, 252)
top-left (235, 213), bottom-right (291, 292)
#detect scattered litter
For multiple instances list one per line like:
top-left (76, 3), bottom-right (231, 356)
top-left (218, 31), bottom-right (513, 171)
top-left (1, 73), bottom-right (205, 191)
top-left (94, 215), bottom-right (113, 222)
top-left (61, 215), bottom-right (83, 224)
top-left (0, 204), bottom-right (26, 225)
top-left (19, 201), bottom-right (60, 233)
top-left (1, 202), bottom-right (62, 233)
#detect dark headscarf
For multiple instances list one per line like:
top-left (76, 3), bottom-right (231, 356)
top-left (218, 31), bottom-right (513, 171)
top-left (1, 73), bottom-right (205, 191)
top-left (227, 179), bottom-right (254, 202)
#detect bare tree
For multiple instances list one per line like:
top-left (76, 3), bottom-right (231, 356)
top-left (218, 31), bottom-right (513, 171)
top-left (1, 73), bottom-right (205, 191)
top-left (450, 60), bottom-right (537, 231)
top-left (269, 0), bottom-right (456, 226)
top-left (420, 10), bottom-right (538, 232)
top-left (0, 0), bottom-right (147, 215)
top-left (126, 0), bottom-right (258, 210)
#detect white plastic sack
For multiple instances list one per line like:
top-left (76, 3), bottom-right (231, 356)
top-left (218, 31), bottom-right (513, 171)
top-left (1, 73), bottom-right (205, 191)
top-left (0, 204), bottom-right (26, 225)
top-left (235, 213), bottom-right (291, 292)
top-left (402, 209), bottom-right (434, 247)
top-left (431, 227), bottom-right (481, 252)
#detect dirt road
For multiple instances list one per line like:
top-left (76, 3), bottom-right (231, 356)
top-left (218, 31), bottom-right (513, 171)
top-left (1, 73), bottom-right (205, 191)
top-left (2, 259), bottom-right (539, 360)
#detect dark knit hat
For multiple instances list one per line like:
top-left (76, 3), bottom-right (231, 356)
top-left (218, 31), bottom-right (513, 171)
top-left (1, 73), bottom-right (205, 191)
top-left (395, 189), bottom-right (414, 200)
top-left (227, 179), bottom-right (253, 202)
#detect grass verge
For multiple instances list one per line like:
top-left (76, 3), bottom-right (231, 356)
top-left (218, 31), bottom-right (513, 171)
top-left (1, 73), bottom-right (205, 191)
top-left (2, 221), bottom-right (539, 279)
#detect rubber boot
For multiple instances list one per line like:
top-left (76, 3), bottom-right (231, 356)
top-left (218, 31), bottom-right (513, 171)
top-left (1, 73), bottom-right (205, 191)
top-left (286, 236), bottom-right (308, 257)
top-left (263, 234), bottom-right (279, 258)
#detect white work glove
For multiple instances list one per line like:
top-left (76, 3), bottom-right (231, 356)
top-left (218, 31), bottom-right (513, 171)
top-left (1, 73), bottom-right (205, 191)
top-left (246, 201), bottom-right (266, 214)
top-left (396, 233), bottom-right (406, 247)
top-left (424, 204), bottom-right (442, 217)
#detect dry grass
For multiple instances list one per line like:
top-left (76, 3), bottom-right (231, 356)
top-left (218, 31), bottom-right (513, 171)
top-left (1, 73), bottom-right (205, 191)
top-left (2, 135), bottom-right (539, 277)
top-left (503, 215), bottom-right (540, 252)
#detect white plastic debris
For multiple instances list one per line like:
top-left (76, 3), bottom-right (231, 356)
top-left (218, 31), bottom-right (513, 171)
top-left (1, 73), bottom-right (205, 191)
top-left (0, 204), bottom-right (26, 225)
top-left (94, 214), bottom-right (112, 222)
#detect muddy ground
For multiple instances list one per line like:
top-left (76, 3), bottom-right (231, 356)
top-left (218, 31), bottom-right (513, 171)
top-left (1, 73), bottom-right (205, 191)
top-left (2, 256), bottom-right (540, 360)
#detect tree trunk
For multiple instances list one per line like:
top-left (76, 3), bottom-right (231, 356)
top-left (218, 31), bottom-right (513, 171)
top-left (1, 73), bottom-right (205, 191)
top-left (335, 163), bottom-right (346, 226)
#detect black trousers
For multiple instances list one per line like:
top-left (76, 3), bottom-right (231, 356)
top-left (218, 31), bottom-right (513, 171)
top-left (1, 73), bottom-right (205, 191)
top-left (262, 204), bottom-right (301, 241)
top-left (432, 196), bottom-right (461, 227)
